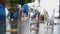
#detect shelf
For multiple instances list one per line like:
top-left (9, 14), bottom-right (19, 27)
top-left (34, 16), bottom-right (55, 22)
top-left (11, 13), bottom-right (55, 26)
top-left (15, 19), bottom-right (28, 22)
top-left (7, 29), bottom-right (18, 33)
top-left (30, 22), bottom-right (39, 25)
top-left (30, 28), bottom-right (39, 31)
top-left (30, 21), bottom-right (38, 24)
top-left (44, 26), bottom-right (53, 29)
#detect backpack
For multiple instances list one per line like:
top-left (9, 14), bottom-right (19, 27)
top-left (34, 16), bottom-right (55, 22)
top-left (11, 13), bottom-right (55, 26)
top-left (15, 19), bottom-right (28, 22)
top-left (0, 4), bottom-right (6, 20)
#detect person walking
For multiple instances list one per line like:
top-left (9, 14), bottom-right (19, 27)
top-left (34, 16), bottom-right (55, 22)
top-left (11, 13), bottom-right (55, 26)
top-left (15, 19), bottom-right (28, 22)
top-left (0, 0), bottom-right (6, 34)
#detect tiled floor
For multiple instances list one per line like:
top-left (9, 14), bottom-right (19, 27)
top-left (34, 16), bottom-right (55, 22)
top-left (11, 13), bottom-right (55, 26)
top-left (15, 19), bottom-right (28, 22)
top-left (53, 18), bottom-right (60, 34)
top-left (6, 18), bottom-right (60, 34)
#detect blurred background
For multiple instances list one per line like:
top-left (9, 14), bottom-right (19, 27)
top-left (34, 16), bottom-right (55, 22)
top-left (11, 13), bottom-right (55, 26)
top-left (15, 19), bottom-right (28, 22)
top-left (0, 0), bottom-right (60, 34)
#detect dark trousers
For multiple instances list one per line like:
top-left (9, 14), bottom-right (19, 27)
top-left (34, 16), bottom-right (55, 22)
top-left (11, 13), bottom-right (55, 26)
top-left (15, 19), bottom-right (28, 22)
top-left (0, 20), bottom-right (6, 34)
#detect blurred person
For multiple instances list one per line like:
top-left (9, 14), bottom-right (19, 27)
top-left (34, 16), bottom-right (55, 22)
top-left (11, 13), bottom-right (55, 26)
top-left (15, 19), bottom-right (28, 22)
top-left (13, 7), bottom-right (19, 21)
top-left (11, 8), bottom-right (18, 29)
top-left (23, 5), bottom-right (39, 20)
top-left (22, 4), bottom-right (29, 21)
top-left (8, 7), bottom-right (18, 21)
top-left (7, 6), bottom-right (19, 29)
top-left (39, 9), bottom-right (49, 23)
top-left (31, 9), bottom-right (39, 20)
top-left (0, 0), bottom-right (6, 34)
top-left (39, 9), bottom-right (45, 23)
top-left (23, 4), bottom-right (29, 16)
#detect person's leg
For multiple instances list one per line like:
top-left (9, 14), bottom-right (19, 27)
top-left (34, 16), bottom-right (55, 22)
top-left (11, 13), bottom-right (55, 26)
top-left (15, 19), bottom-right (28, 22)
top-left (0, 20), bottom-right (6, 34)
top-left (0, 28), bottom-right (6, 34)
